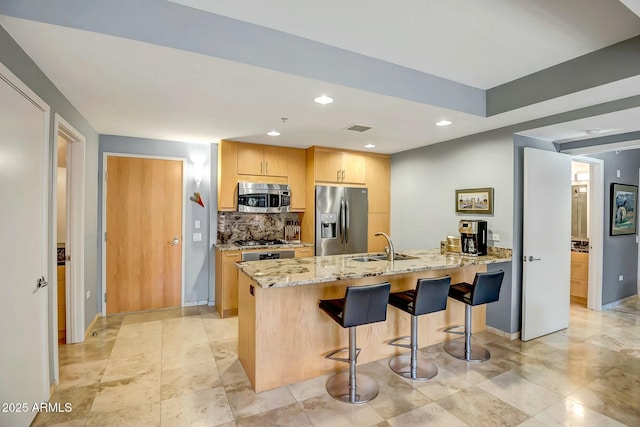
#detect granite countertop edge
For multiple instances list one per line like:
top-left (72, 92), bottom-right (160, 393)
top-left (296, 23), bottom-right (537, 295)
top-left (215, 242), bottom-right (314, 251)
top-left (237, 248), bottom-right (512, 289)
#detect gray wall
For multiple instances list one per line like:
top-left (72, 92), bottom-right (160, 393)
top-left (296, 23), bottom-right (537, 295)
top-left (588, 150), bottom-right (640, 305)
top-left (98, 135), bottom-right (213, 308)
top-left (1, 24), bottom-right (100, 384)
top-left (391, 129), bottom-right (516, 333)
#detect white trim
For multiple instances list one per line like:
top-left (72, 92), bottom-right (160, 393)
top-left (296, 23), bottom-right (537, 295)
top-left (101, 152), bottom-right (187, 313)
top-left (485, 325), bottom-right (520, 341)
top-left (602, 294), bottom-right (638, 310)
top-left (572, 155), bottom-right (604, 311)
top-left (54, 114), bottom-right (86, 344)
top-left (0, 62), bottom-right (52, 403)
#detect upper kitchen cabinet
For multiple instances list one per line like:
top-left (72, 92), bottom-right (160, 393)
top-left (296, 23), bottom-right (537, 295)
top-left (365, 154), bottom-right (390, 213)
top-left (237, 142), bottom-right (288, 177)
top-left (288, 148), bottom-right (306, 211)
top-left (218, 140), bottom-right (238, 211)
top-left (312, 147), bottom-right (366, 184)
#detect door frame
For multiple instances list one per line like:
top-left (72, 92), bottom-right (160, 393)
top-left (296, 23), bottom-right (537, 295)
top-left (53, 114), bottom-right (86, 344)
top-left (101, 152), bottom-right (187, 314)
top-left (571, 155), bottom-right (604, 311)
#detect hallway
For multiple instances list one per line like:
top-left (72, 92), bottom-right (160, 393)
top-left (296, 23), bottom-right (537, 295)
top-left (36, 298), bottom-right (640, 426)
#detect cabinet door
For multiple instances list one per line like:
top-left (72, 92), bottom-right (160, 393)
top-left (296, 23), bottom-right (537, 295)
top-left (365, 155), bottom-right (390, 213)
top-left (315, 150), bottom-right (343, 182)
top-left (294, 247), bottom-right (314, 258)
top-left (342, 152), bottom-right (366, 184)
top-left (288, 148), bottom-right (306, 211)
top-left (218, 141), bottom-right (238, 211)
top-left (264, 145), bottom-right (289, 177)
top-left (237, 142), bottom-right (264, 175)
top-left (368, 213), bottom-right (390, 252)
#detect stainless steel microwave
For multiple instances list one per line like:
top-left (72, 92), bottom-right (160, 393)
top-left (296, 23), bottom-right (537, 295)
top-left (237, 182), bottom-right (291, 213)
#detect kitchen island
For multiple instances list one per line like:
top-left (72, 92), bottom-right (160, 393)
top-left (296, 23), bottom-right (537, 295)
top-left (236, 248), bottom-right (511, 392)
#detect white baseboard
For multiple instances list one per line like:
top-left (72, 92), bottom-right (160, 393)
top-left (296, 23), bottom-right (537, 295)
top-left (84, 313), bottom-right (101, 340)
top-left (602, 293), bottom-right (638, 310)
top-left (208, 301), bottom-right (215, 306)
top-left (183, 300), bottom-right (209, 307)
top-left (486, 325), bottom-right (520, 341)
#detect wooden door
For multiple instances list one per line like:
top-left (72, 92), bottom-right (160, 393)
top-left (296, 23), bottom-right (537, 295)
top-left (288, 148), bottom-right (306, 210)
top-left (237, 142), bottom-right (264, 175)
top-left (263, 145), bottom-right (288, 177)
top-left (314, 150), bottom-right (342, 182)
top-left (106, 156), bottom-right (183, 314)
top-left (342, 152), bottom-right (366, 184)
top-left (0, 65), bottom-right (50, 427)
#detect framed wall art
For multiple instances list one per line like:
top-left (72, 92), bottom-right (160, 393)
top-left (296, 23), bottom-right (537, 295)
top-left (610, 183), bottom-right (637, 236)
top-left (455, 187), bottom-right (494, 214)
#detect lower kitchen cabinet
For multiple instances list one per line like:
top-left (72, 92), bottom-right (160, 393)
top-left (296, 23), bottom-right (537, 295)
top-left (294, 246), bottom-right (314, 258)
top-left (215, 250), bottom-right (241, 318)
top-left (570, 251), bottom-right (588, 305)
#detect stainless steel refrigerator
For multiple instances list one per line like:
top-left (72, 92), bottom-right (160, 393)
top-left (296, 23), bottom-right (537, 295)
top-left (315, 185), bottom-right (368, 256)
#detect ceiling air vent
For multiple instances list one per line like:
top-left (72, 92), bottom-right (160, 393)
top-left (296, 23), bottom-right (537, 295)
top-left (344, 124), bottom-right (373, 133)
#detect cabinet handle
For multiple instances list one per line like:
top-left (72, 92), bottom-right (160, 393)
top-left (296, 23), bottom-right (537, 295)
top-left (227, 253), bottom-right (240, 257)
top-left (337, 170), bottom-right (341, 181)
top-left (260, 161), bottom-right (263, 174)
top-left (342, 169), bottom-right (345, 180)
top-left (266, 161), bottom-right (268, 174)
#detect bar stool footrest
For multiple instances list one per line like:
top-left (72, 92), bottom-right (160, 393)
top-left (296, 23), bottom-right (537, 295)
top-left (325, 347), bottom-right (361, 363)
top-left (388, 336), bottom-right (411, 349)
top-left (389, 353), bottom-right (438, 381)
top-left (443, 325), bottom-right (464, 335)
top-left (444, 341), bottom-right (490, 362)
top-left (326, 372), bottom-right (379, 404)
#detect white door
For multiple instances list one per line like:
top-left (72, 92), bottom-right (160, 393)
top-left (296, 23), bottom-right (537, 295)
top-left (0, 65), bottom-right (50, 426)
top-left (522, 147), bottom-right (571, 341)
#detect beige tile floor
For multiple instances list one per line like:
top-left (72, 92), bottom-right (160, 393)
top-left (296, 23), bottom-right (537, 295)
top-left (34, 297), bottom-right (640, 427)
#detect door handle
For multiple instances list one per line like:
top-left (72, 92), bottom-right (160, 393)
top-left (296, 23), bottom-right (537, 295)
top-left (168, 236), bottom-right (180, 245)
top-left (528, 256), bottom-right (541, 262)
top-left (345, 200), bottom-right (349, 244)
top-left (37, 276), bottom-right (48, 289)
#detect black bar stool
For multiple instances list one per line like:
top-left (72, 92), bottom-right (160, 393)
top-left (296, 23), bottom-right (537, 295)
top-left (319, 282), bottom-right (391, 404)
top-left (387, 276), bottom-right (451, 380)
top-left (445, 270), bottom-right (504, 362)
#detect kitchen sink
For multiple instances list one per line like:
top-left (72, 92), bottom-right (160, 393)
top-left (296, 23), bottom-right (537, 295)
top-left (350, 253), bottom-right (418, 262)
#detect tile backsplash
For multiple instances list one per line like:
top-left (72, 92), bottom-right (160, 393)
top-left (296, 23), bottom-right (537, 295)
top-left (217, 212), bottom-right (300, 243)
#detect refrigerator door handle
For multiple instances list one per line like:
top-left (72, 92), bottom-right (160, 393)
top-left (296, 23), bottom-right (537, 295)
top-left (345, 199), bottom-right (349, 244)
top-left (339, 197), bottom-right (345, 243)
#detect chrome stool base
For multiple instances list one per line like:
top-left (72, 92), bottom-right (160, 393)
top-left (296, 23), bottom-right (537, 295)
top-left (389, 353), bottom-right (438, 381)
top-left (326, 372), bottom-right (379, 404)
top-left (444, 341), bottom-right (490, 362)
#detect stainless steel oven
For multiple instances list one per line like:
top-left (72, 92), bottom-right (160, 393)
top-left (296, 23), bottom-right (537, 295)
top-left (237, 182), bottom-right (291, 213)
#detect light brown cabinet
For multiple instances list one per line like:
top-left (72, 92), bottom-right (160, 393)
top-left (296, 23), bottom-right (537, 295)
top-left (217, 140), bottom-right (238, 211)
top-left (294, 246), bottom-right (314, 258)
top-left (570, 251), bottom-right (588, 305)
top-left (314, 149), bottom-right (366, 184)
top-left (288, 149), bottom-right (306, 211)
top-left (215, 250), bottom-right (241, 317)
top-left (365, 155), bottom-right (390, 214)
top-left (237, 142), bottom-right (288, 177)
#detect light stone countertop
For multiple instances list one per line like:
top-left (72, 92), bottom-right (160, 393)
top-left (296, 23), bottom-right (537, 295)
top-left (215, 241), bottom-right (314, 251)
top-left (236, 248), bottom-right (512, 288)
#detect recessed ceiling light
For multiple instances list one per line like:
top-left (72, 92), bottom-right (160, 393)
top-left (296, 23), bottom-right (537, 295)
top-left (435, 120), bottom-right (452, 127)
top-left (267, 130), bottom-right (280, 136)
top-left (364, 143), bottom-right (375, 149)
top-left (314, 95), bottom-right (334, 105)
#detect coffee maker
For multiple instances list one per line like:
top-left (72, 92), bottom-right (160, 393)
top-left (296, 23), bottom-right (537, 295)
top-left (459, 220), bottom-right (487, 256)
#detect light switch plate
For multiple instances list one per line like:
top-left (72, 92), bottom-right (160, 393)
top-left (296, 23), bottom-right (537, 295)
top-left (619, 275), bottom-right (624, 281)
top-left (193, 233), bottom-right (202, 242)
top-left (492, 234), bottom-right (500, 241)
top-left (195, 220), bottom-right (201, 229)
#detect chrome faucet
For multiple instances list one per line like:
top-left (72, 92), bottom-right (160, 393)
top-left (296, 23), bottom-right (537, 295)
top-left (374, 232), bottom-right (395, 262)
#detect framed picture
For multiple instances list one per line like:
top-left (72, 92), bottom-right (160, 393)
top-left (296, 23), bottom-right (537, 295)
top-left (455, 187), bottom-right (494, 214)
top-left (610, 183), bottom-right (637, 236)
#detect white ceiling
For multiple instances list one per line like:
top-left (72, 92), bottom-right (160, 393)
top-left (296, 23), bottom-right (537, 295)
top-left (2, 2), bottom-right (640, 153)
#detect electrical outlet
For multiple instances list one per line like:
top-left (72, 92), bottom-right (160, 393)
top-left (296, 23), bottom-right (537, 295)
top-left (86, 290), bottom-right (90, 299)
top-left (618, 275), bottom-right (624, 282)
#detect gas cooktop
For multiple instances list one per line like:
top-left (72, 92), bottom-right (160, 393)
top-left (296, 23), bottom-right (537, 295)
top-left (235, 239), bottom-right (286, 247)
